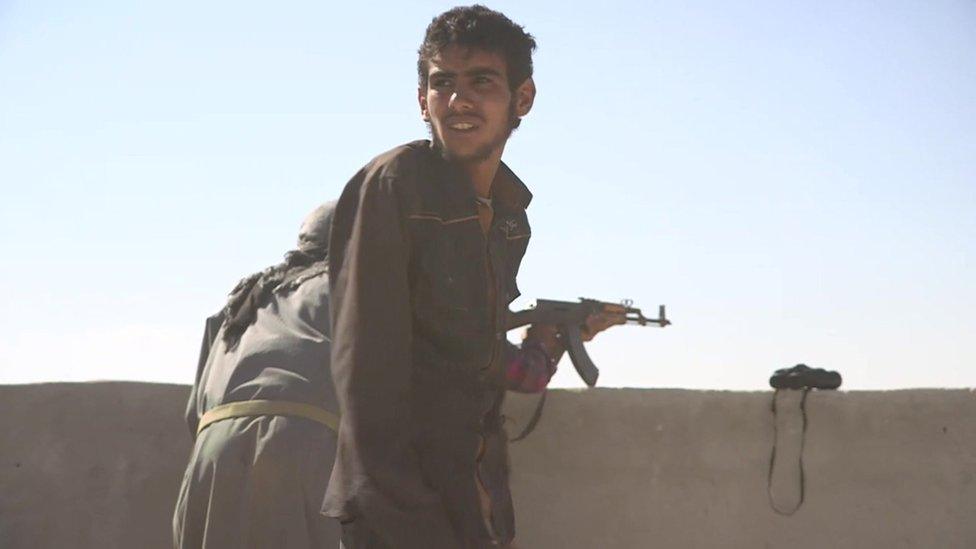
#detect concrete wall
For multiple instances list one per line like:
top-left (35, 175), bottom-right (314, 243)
top-left (1, 383), bottom-right (973, 548)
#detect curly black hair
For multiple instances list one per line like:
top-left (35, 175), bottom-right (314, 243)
top-left (417, 5), bottom-right (537, 92)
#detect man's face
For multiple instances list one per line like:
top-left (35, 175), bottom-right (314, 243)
top-left (419, 44), bottom-right (535, 165)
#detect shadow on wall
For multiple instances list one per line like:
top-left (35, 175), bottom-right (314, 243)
top-left (1, 382), bottom-right (974, 548)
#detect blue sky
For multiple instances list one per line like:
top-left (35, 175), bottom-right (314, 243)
top-left (1, 0), bottom-right (973, 389)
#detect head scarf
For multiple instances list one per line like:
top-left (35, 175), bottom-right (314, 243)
top-left (221, 200), bottom-right (337, 347)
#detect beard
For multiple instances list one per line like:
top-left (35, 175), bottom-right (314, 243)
top-left (430, 129), bottom-right (507, 164)
top-left (430, 99), bottom-right (519, 164)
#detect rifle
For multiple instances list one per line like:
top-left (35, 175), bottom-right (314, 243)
top-left (507, 298), bottom-right (670, 387)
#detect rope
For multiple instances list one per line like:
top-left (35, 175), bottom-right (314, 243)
top-left (509, 389), bottom-right (547, 442)
top-left (767, 388), bottom-right (810, 516)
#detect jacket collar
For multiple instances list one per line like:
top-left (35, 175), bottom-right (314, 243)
top-left (493, 161), bottom-right (533, 211)
top-left (423, 140), bottom-right (533, 213)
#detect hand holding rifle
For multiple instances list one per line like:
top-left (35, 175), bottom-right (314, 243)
top-left (508, 298), bottom-right (670, 387)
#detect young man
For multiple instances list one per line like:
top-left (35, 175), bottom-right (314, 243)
top-left (323, 7), bottom-right (621, 548)
top-left (174, 203), bottom-right (340, 549)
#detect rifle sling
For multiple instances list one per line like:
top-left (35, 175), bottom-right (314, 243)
top-left (509, 389), bottom-right (547, 442)
top-left (767, 388), bottom-right (809, 516)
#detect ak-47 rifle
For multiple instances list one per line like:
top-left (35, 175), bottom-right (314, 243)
top-left (507, 298), bottom-right (670, 387)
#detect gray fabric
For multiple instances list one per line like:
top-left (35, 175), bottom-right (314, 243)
top-left (219, 200), bottom-right (335, 353)
top-left (189, 273), bottom-right (338, 421)
top-left (177, 238), bottom-right (339, 548)
top-left (298, 200), bottom-right (338, 253)
top-left (173, 416), bottom-right (339, 549)
top-left (185, 311), bottom-right (226, 436)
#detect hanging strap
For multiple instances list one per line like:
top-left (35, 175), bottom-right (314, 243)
top-left (509, 389), bottom-right (548, 442)
top-left (197, 400), bottom-right (339, 436)
top-left (767, 388), bottom-right (810, 516)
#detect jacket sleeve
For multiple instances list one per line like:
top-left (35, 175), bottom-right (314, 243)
top-left (322, 167), bottom-right (458, 548)
top-left (502, 339), bottom-right (559, 393)
top-left (184, 311), bottom-right (225, 438)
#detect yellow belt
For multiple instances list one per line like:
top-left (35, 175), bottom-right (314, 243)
top-left (197, 400), bottom-right (340, 436)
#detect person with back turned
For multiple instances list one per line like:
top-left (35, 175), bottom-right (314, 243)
top-left (173, 202), bottom-right (340, 549)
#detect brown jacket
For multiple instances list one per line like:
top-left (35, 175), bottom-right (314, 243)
top-left (321, 141), bottom-right (532, 548)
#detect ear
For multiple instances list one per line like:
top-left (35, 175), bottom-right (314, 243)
top-left (418, 87), bottom-right (430, 122)
top-left (513, 77), bottom-right (536, 118)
